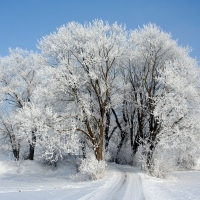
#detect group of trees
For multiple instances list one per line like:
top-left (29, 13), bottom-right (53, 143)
top-left (0, 20), bottom-right (199, 176)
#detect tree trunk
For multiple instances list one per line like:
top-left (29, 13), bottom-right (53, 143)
top-left (95, 145), bottom-right (103, 161)
top-left (104, 110), bottom-right (110, 152)
top-left (146, 144), bottom-right (155, 172)
top-left (111, 108), bottom-right (127, 163)
top-left (13, 149), bottom-right (20, 161)
top-left (28, 131), bottom-right (36, 160)
top-left (81, 140), bottom-right (86, 159)
top-left (132, 133), bottom-right (140, 155)
top-left (29, 144), bottom-right (35, 160)
top-left (131, 109), bottom-right (144, 156)
top-left (10, 135), bottom-right (20, 160)
top-left (95, 125), bottom-right (104, 161)
top-left (116, 132), bottom-right (126, 156)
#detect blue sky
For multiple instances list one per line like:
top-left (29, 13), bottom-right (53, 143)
top-left (0, 0), bottom-right (200, 61)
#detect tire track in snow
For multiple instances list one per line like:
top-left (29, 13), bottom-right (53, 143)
top-left (79, 166), bottom-right (124, 200)
top-left (79, 164), bottom-right (145, 200)
top-left (112, 165), bottom-right (145, 200)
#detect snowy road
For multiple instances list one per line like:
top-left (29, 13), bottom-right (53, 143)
top-left (79, 164), bottom-right (145, 200)
top-left (1, 161), bottom-right (200, 199)
top-left (0, 163), bottom-right (145, 200)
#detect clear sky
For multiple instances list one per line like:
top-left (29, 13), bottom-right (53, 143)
top-left (0, 0), bottom-right (200, 61)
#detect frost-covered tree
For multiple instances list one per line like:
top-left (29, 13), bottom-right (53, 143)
top-left (38, 20), bottom-right (130, 161)
top-left (125, 24), bottom-right (200, 174)
top-left (0, 48), bottom-right (44, 160)
top-left (0, 112), bottom-right (21, 160)
top-left (128, 24), bottom-right (180, 154)
top-left (152, 55), bottom-right (200, 170)
top-left (104, 24), bottom-right (200, 174)
top-left (0, 21), bottom-right (199, 178)
top-left (14, 103), bottom-right (79, 164)
top-left (106, 24), bottom-right (180, 163)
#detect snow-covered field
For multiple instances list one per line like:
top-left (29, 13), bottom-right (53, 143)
top-left (0, 161), bottom-right (200, 200)
top-left (141, 170), bottom-right (200, 200)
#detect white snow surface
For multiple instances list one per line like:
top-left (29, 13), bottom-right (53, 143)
top-left (0, 160), bottom-right (200, 200)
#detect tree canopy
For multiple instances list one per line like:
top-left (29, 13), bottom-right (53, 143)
top-left (0, 20), bottom-right (199, 177)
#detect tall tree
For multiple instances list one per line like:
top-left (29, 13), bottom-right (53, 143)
top-left (38, 20), bottom-right (130, 160)
top-left (128, 24), bottom-right (200, 172)
top-left (0, 48), bottom-right (44, 160)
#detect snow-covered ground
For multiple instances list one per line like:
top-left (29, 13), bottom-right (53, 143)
top-left (141, 170), bottom-right (200, 200)
top-left (0, 160), bottom-right (200, 200)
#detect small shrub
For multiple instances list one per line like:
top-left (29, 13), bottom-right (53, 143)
top-left (79, 154), bottom-right (107, 180)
